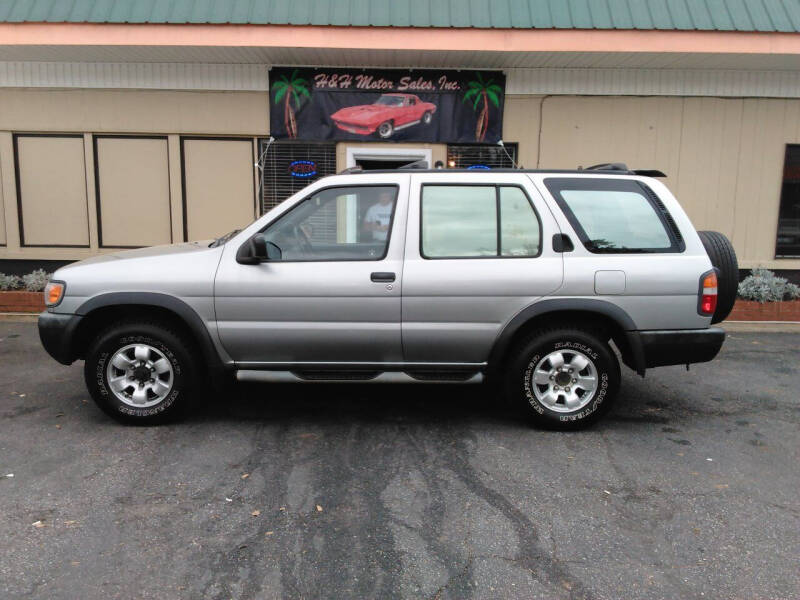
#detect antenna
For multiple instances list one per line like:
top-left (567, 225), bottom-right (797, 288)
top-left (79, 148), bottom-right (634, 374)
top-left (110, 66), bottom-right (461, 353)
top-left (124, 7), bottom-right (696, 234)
top-left (497, 140), bottom-right (520, 169)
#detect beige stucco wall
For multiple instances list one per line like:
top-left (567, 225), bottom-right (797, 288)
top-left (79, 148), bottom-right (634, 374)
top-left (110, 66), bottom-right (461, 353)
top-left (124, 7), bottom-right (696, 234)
top-left (182, 138), bottom-right (257, 241)
top-left (0, 88), bottom-right (267, 260)
top-left (0, 87), bottom-right (798, 270)
top-left (503, 94), bottom-right (800, 269)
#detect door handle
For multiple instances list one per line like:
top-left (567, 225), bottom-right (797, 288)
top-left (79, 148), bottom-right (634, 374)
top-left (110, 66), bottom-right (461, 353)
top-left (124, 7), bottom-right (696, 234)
top-left (371, 272), bottom-right (396, 283)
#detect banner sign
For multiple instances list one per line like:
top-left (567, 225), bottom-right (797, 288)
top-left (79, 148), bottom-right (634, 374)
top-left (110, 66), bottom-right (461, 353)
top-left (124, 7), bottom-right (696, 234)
top-left (270, 67), bottom-right (505, 143)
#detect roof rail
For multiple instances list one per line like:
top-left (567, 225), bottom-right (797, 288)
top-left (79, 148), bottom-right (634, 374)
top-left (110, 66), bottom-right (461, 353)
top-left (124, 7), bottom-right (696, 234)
top-left (585, 162), bottom-right (629, 171)
top-left (399, 159), bottom-right (429, 170)
top-left (338, 165), bottom-right (363, 174)
top-left (632, 169), bottom-right (667, 177)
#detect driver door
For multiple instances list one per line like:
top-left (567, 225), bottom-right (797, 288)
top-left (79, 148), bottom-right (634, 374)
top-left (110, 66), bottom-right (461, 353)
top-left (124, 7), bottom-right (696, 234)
top-left (214, 177), bottom-right (408, 365)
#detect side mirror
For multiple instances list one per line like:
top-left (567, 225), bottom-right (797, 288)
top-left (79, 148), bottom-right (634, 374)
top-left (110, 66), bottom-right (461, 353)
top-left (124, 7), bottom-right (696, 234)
top-left (251, 234), bottom-right (267, 258)
top-left (236, 234), bottom-right (282, 265)
top-left (265, 241), bottom-right (282, 260)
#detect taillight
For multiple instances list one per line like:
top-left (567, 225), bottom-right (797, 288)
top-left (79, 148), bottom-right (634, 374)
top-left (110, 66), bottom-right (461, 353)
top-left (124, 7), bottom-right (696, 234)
top-left (698, 270), bottom-right (718, 316)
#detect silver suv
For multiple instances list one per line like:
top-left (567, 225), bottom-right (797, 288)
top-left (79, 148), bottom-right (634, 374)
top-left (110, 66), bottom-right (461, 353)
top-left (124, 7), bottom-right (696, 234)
top-left (38, 165), bottom-right (738, 429)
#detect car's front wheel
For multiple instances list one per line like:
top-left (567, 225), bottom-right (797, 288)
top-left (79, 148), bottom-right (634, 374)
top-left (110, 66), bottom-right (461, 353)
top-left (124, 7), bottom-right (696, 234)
top-left (84, 321), bottom-right (196, 424)
top-left (506, 327), bottom-right (620, 429)
top-left (377, 120), bottom-right (394, 138)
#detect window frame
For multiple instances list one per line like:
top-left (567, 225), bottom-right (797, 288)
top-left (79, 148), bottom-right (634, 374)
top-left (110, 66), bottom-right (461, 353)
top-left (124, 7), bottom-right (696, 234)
top-left (245, 183), bottom-right (400, 263)
top-left (419, 183), bottom-right (543, 260)
top-left (543, 177), bottom-right (684, 254)
top-left (775, 143), bottom-right (800, 259)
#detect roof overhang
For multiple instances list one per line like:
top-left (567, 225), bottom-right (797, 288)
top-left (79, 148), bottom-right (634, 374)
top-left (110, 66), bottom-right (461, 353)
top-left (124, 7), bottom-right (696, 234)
top-left (1, 23), bottom-right (799, 70)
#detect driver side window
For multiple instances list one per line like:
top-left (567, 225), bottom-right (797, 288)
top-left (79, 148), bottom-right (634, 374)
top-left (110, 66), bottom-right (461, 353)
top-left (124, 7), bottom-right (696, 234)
top-left (261, 185), bottom-right (398, 261)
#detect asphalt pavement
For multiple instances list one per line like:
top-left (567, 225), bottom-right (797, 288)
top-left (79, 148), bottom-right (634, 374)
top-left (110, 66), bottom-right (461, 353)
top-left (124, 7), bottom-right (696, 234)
top-left (1, 320), bottom-right (798, 600)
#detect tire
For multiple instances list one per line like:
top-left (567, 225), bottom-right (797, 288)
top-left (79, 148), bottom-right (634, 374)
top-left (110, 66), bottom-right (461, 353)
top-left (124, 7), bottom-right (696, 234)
top-left (84, 321), bottom-right (196, 425)
top-left (377, 121), bottom-right (394, 139)
top-left (506, 328), bottom-right (620, 430)
top-left (697, 230), bottom-right (738, 324)
top-left (422, 111), bottom-right (432, 125)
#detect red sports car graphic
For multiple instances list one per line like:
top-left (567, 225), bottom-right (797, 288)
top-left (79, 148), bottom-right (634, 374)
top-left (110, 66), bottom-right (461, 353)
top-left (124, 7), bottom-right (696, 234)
top-left (330, 93), bottom-right (437, 139)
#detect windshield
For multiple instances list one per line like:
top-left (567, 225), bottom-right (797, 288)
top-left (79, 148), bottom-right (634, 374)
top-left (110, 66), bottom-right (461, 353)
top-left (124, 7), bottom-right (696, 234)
top-left (375, 96), bottom-right (404, 107)
top-left (209, 229), bottom-right (240, 248)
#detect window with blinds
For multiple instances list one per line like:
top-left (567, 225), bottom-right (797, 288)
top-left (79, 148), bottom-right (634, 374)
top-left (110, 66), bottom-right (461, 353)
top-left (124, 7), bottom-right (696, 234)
top-left (446, 143), bottom-right (519, 170)
top-left (259, 140), bottom-right (337, 212)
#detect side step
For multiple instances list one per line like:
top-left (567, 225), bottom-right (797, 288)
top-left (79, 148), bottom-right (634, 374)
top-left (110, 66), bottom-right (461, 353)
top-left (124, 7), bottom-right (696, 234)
top-left (236, 370), bottom-right (484, 384)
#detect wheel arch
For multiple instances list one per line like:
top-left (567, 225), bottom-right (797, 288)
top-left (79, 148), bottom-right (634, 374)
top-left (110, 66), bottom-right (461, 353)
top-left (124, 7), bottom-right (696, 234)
top-left (72, 292), bottom-right (225, 377)
top-left (487, 299), bottom-right (646, 379)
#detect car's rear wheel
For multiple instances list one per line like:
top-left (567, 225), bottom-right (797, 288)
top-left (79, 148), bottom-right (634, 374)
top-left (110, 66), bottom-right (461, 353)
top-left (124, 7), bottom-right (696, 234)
top-left (697, 230), bottom-right (739, 324)
top-left (377, 121), bottom-right (394, 139)
top-left (506, 327), bottom-right (620, 429)
top-left (422, 111), bottom-right (432, 125)
top-left (84, 321), bottom-right (196, 425)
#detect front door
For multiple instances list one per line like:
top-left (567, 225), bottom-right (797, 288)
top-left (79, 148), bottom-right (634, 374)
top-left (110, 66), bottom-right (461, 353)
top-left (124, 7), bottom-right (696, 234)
top-left (214, 176), bottom-right (409, 365)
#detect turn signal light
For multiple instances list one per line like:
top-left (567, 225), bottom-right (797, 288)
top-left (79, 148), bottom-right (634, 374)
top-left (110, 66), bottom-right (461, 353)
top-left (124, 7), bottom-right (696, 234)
top-left (44, 281), bottom-right (65, 307)
top-left (698, 270), bottom-right (718, 316)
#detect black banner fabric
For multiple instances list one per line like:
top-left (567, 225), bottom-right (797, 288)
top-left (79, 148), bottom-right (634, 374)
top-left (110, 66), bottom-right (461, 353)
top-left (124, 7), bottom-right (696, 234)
top-left (270, 67), bottom-right (505, 143)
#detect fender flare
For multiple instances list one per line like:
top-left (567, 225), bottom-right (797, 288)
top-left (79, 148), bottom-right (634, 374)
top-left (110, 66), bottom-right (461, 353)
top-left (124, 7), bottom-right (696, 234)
top-left (487, 298), bottom-right (646, 377)
top-left (75, 292), bottom-right (226, 374)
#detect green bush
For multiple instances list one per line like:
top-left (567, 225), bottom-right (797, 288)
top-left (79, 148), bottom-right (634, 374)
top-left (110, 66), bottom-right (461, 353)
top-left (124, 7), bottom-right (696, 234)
top-left (21, 269), bottom-right (51, 292)
top-left (737, 268), bottom-right (800, 303)
top-left (0, 273), bottom-right (22, 291)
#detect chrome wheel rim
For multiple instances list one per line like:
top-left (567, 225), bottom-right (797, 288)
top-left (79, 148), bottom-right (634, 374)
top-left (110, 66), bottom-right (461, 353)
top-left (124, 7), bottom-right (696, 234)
top-left (530, 349), bottom-right (598, 413)
top-left (423, 112), bottom-right (432, 124)
top-left (378, 122), bottom-right (392, 137)
top-left (106, 343), bottom-right (174, 408)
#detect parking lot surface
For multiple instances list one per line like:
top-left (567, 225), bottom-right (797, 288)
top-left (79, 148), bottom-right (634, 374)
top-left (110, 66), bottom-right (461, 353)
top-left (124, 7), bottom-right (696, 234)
top-left (1, 320), bottom-right (798, 600)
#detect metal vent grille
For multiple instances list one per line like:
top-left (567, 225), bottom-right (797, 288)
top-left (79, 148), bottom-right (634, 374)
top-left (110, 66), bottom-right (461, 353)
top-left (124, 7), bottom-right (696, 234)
top-left (259, 140), bottom-right (337, 212)
top-left (446, 143), bottom-right (518, 169)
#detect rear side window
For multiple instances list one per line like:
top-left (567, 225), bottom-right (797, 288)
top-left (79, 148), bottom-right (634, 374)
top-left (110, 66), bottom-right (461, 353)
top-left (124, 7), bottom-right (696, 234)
top-left (421, 185), bottom-right (541, 258)
top-left (544, 178), bottom-right (683, 253)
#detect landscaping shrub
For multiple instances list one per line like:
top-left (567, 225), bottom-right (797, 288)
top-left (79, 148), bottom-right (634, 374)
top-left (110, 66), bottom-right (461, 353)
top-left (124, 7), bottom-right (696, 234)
top-left (737, 268), bottom-right (800, 303)
top-left (21, 269), bottom-right (51, 292)
top-left (0, 273), bottom-right (22, 291)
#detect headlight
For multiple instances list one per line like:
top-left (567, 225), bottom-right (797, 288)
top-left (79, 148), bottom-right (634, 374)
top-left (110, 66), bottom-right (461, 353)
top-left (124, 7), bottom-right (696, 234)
top-left (44, 281), bottom-right (65, 307)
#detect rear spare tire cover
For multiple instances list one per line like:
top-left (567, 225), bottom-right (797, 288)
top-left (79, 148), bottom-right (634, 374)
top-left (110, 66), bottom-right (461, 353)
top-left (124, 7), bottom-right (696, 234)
top-left (697, 230), bottom-right (739, 324)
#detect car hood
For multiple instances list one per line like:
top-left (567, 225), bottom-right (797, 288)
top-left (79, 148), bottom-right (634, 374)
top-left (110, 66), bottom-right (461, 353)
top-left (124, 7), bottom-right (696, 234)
top-left (52, 241), bottom-right (223, 310)
top-left (331, 105), bottom-right (388, 123)
top-left (59, 241), bottom-right (214, 269)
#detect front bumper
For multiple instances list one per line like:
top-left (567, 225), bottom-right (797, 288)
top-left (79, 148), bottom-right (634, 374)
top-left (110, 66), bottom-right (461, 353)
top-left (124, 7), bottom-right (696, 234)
top-left (38, 311), bottom-right (83, 365)
top-left (635, 327), bottom-right (726, 369)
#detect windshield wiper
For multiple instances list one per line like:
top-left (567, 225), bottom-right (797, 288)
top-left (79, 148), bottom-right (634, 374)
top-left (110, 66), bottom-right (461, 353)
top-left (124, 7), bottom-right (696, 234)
top-left (209, 229), bottom-right (240, 248)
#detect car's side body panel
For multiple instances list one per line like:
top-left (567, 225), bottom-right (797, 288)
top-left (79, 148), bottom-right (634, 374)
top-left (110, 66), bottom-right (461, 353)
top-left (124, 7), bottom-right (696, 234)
top-left (401, 172), bottom-right (565, 364)
top-left (529, 174), bottom-right (714, 331)
top-left (213, 173), bottom-right (411, 365)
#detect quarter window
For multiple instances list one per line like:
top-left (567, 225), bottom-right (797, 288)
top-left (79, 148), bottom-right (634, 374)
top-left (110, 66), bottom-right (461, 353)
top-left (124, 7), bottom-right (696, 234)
top-left (421, 185), bottom-right (541, 258)
top-left (544, 178), bottom-right (681, 253)
top-left (260, 185), bottom-right (397, 261)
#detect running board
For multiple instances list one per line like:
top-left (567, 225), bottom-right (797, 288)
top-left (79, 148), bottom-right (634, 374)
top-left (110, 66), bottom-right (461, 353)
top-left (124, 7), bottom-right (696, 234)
top-left (236, 370), bottom-right (483, 384)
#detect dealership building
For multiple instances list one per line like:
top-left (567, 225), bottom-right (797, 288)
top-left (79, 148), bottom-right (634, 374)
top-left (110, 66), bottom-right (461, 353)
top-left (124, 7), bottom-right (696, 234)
top-left (0, 0), bottom-right (799, 276)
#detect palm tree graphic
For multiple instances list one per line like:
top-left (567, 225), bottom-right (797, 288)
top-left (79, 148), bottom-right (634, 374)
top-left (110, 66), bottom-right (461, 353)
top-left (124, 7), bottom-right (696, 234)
top-left (273, 70), bottom-right (311, 139)
top-left (463, 73), bottom-right (502, 142)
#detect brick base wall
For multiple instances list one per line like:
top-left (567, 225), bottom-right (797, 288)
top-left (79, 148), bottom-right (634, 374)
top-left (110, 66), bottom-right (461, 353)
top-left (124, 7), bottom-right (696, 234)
top-left (0, 291), bottom-right (45, 313)
top-left (726, 299), bottom-right (800, 322)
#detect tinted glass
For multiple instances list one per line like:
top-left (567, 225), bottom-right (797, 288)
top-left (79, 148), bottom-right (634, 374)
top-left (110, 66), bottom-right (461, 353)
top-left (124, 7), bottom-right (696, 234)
top-left (500, 187), bottom-right (540, 256)
top-left (559, 189), bottom-right (671, 251)
top-left (262, 186), bottom-right (396, 261)
top-left (422, 186), bottom-right (497, 257)
top-left (776, 144), bottom-right (800, 257)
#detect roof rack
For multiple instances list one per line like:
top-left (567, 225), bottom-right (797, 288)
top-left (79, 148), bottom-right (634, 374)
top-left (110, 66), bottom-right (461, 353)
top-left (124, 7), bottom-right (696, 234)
top-left (337, 165), bottom-right (363, 174)
top-left (585, 162), bottom-right (629, 171)
top-left (584, 163), bottom-right (667, 177)
top-left (399, 159), bottom-right (429, 170)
